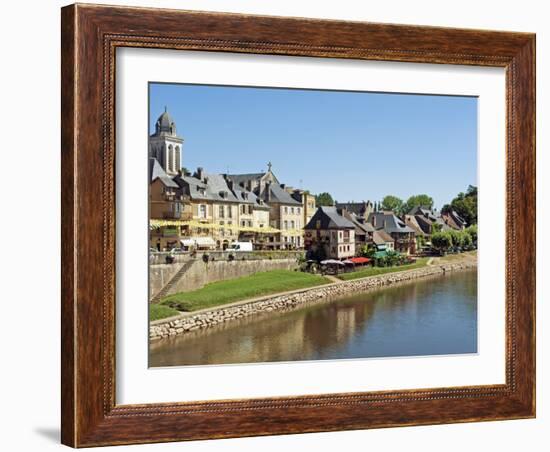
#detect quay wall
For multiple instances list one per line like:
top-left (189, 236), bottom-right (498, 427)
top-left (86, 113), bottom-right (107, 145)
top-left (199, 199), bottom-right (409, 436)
top-left (150, 260), bottom-right (477, 341)
top-left (149, 258), bottom-right (299, 298)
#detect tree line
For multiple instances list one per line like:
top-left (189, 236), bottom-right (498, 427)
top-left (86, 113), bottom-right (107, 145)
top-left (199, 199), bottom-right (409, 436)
top-left (316, 185), bottom-right (478, 228)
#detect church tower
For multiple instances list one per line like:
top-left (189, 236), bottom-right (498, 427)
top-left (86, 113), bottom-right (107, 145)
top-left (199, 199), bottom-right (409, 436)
top-left (149, 107), bottom-right (184, 176)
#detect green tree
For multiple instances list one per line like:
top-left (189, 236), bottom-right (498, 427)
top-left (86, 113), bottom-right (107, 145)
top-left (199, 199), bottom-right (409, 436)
top-left (315, 192), bottom-right (334, 207)
top-left (461, 230), bottom-right (473, 249)
top-left (402, 194), bottom-right (434, 215)
top-left (431, 231), bottom-right (452, 254)
top-left (465, 224), bottom-right (478, 247)
top-left (381, 195), bottom-right (403, 213)
top-left (358, 244), bottom-right (376, 258)
top-left (447, 185), bottom-right (478, 226)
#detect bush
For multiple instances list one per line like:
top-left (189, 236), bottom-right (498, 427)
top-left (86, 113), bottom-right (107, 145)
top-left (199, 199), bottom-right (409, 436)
top-left (431, 231), bottom-right (452, 254)
top-left (465, 225), bottom-right (478, 248)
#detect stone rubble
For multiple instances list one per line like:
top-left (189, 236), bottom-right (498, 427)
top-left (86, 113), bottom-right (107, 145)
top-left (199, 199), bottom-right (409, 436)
top-left (149, 261), bottom-right (477, 341)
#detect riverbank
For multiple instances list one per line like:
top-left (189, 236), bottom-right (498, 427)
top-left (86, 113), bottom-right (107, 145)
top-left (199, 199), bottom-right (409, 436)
top-left (150, 257), bottom-right (477, 341)
top-left (160, 270), bottom-right (331, 311)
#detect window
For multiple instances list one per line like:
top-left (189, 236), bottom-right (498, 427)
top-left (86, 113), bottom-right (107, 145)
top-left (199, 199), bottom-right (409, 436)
top-left (297, 207), bottom-right (301, 214)
top-left (291, 207), bottom-right (294, 214)
top-left (284, 207), bottom-right (288, 214)
top-left (228, 206), bottom-right (232, 218)
top-left (199, 204), bottom-right (207, 218)
top-left (248, 205), bottom-right (253, 214)
top-left (284, 221), bottom-right (288, 230)
top-left (219, 205), bottom-right (225, 218)
top-left (290, 220), bottom-right (295, 229)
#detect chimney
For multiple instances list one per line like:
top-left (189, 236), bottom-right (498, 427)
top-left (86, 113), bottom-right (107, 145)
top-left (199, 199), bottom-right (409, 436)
top-left (226, 177), bottom-right (234, 191)
top-left (266, 181), bottom-right (272, 202)
top-left (196, 167), bottom-right (204, 181)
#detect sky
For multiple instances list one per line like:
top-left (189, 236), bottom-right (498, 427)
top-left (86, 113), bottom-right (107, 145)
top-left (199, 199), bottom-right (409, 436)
top-left (149, 83), bottom-right (477, 209)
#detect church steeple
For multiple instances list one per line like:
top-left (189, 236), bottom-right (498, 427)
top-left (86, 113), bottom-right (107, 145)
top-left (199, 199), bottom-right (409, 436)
top-left (149, 107), bottom-right (184, 176)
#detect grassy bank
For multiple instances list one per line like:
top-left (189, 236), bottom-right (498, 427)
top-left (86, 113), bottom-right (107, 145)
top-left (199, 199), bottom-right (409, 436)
top-left (161, 269), bottom-right (331, 312)
top-left (149, 304), bottom-right (180, 321)
top-left (337, 257), bottom-right (430, 281)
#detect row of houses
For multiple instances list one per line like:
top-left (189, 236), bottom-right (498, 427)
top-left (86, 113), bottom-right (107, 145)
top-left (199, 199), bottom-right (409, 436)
top-left (149, 108), bottom-right (466, 257)
top-left (149, 108), bottom-right (317, 251)
top-left (304, 203), bottom-right (467, 260)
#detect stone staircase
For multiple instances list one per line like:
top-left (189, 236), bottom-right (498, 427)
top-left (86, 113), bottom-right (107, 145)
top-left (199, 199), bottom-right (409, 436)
top-left (150, 260), bottom-right (195, 303)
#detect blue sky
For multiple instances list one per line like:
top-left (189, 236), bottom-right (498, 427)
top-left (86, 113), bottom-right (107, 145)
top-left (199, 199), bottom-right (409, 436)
top-left (149, 83), bottom-right (477, 209)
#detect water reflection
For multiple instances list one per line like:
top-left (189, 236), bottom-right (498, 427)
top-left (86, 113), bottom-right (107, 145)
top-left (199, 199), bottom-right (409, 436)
top-left (149, 269), bottom-right (477, 367)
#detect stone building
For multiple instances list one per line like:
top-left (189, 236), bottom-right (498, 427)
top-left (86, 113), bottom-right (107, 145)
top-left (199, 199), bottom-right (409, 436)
top-left (173, 168), bottom-right (240, 249)
top-left (304, 206), bottom-right (356, 260)
top-left (229, 164), bottom-right (305, 249)
top-left (340, 208), bottom-right (375, 252)
top-left (367, 211), bottom-right (416, 254)
top-left (149, 158), bottom-right (192, 251)
top-left (335, 200), bottom-right (374, 221)
top-left (286, 187), bottom-right (317, 230)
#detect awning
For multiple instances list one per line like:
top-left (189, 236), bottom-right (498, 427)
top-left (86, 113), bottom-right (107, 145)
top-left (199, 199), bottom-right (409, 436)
top-left (180, 237), bottom-right (217, 247)
top-left (320, 259), bottom-right (345, 266)
top-left (350, 257), bottom-right (371, 264)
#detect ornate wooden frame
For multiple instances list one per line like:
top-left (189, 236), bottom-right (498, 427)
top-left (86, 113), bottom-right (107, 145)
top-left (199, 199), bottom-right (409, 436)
top-left (61, 3), bottom-right (535, 447)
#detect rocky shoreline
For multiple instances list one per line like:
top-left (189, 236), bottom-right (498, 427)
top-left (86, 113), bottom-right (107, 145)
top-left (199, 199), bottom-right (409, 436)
top-left (149, 260), bottom-right (477, 341)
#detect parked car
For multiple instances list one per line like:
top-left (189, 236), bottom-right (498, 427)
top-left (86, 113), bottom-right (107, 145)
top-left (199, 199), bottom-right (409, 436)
top-left (226, 241), bottom-right (253, 252)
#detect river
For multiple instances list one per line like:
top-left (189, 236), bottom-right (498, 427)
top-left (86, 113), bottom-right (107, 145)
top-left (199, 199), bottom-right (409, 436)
top-left (149, 269), bottom-right (477, 367)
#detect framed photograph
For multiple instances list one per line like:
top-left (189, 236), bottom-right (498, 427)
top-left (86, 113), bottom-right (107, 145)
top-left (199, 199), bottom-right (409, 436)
top-left (61, 3), bottom-right (535, 447)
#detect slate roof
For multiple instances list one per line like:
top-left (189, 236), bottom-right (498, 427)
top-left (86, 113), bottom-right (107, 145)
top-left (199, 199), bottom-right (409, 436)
top-left (404, 215), bottom-right (426, 236)
top-left (373, 229), bottom-right (395, 245)
top-left (227, 173), bottom-right (265, 187)
top-left (304, 206), bottom-right (355, 230)
top-left (149, 158), bottom-right (178, 188)
top-left (335, 201), bottom-right (373, 217)
top-left (341, 210), bottom-right (375, 234)
top-left (262, 183), bottom-right (301, 205)
top-left (231, 184), bottom-right (270, 210)
top-left (409, 205), bottom-right (438, 222)
top-left (367, 212), bottom-right (416, 234)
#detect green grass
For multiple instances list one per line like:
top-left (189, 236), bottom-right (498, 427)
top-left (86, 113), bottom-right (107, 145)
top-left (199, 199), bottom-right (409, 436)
top-left (161, 269), bottom-right (331, 312)
top-left (149, 303), bottom-right (181, 321)
top-left (337, 258), bottom-right (430, 281)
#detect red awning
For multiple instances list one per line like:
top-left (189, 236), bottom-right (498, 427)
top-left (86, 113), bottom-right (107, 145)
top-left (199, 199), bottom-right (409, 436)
top-left (350, 257), bottom-right (371, 264)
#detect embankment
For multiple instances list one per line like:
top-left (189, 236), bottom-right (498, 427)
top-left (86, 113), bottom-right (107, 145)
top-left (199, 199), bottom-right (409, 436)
top-left (150, 259), bottom-right (477, 341)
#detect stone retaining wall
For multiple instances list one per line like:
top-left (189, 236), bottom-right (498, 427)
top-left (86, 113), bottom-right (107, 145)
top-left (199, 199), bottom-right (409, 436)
top-left (150, 260), bottom-right (477, 341)
top-left (149, 258), bottom-right (299, 297)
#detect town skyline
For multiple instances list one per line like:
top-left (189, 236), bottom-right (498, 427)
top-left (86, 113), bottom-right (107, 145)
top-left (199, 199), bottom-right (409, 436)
top-left (149, 83), bottom-right (477, 209)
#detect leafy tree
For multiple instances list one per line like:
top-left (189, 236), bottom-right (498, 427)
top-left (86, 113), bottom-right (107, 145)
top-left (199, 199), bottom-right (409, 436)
top-left (402, 194), bottom-right (434, 215)
top-left (358, 244), bottom-right (376, 258)
top-left (447, 185), bottom-right (478, 226)
top-left (465, 224), bottom-right (478, 247)
top-left (381, 195), bottom-right (403, 213)
top-left (431, 231), bottom-right (452, 254)
top-left (461, 230), bottom-right (473, 249)
top-left (315, 192), bottom-right (334, 207)
top-left (447, 229), bottom-right (463, 249)
top-left (385, 250), bottom-right (402, 266)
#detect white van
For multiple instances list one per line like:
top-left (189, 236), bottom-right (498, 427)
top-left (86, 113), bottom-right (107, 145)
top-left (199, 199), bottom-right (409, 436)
top-left (227, 241), bottom-right (253, 252)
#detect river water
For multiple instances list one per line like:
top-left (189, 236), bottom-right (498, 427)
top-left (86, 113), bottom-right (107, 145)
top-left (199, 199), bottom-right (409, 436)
top-left (149, 269), bottom-right (477, 367)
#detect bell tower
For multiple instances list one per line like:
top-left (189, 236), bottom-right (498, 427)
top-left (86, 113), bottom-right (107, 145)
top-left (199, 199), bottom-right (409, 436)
top-left (149, 107), bottom-right (184, 176)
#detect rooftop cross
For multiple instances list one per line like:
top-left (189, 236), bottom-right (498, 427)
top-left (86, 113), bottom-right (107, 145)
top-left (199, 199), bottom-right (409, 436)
top-left (267, 161), bottom-right (272, 172)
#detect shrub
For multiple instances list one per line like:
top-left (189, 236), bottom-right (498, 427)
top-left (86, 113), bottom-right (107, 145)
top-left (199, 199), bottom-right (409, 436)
top-left (431, 231), bottom-right (452, 254)
top-left (465, 225), bottom-right (478, 248)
